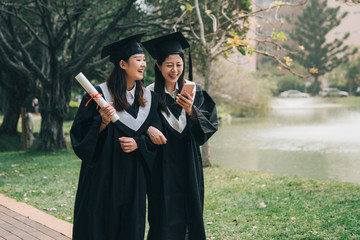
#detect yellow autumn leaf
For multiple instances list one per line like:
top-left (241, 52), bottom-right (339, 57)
top-left (242, 38), bottom-right (250, 45)
top-left (277, 66), bottom-right (283, 71)
top-left (309, 68), bottom-right (318, 74)
top-left (227, 36), bottom-right (241, 47)
top-left (284, 56), bottom-right (293, 66)
top-left (271, 1), bottom-right (285, 7)
top-left (298, 45), bottom-right (305, 50)
top-left (205, 10), bottom-right (212, 14)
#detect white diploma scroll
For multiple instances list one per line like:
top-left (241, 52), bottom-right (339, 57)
top-left (75, 72), bottom-right (119, 122)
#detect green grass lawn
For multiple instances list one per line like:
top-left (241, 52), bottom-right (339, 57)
top-left (0, 149), bottom-right (359, 239)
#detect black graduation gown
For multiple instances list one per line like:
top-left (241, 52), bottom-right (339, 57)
top-left (70, 84), bottom-right (161, 240)
top-left (147, 82), bottom-right (218, 240)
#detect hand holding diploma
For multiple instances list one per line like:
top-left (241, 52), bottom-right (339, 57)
top-left (75, 72), bottom-right (119, 122)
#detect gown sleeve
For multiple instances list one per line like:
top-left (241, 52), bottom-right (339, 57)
top-left (190, 84), bottom-right (218, 145)
top-left (70, 89), bottom-right (105, 166)
top-left (133, 92), bottom-right (163, 172)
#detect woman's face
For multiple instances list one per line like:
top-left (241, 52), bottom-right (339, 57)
top-left (120, 54), bottom-right (146, 81)
top-left (157, 54), bottom-right (184, 85)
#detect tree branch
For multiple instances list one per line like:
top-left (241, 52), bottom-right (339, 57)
top-left (255, 49), bottom-right (309, 79)
top-left (194, 0), bottom-right (207, 46)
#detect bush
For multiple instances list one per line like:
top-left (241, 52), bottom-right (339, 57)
top-left (65, 101), bottom-right (80, 121)
top-left (226, 77), bottom-right (275, 117)
top-left (208, 57), bottom-right (275, 117)
top-left (274, 74), bottom-right (306, 95)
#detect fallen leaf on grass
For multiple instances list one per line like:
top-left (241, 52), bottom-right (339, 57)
top-left (259, 202), bottom-right (267, 208)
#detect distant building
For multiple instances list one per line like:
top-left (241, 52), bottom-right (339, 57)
top-left (327, 0), bottom-right (360, 48)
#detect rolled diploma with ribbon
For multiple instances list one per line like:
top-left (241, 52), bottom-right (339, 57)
top-left (75, 72), bottom-right (119, 122)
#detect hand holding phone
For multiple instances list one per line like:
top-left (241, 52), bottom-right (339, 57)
top-left (177, 83), bottom-right (195, 115)
top-left (180, 83), bottom-right (194, 96)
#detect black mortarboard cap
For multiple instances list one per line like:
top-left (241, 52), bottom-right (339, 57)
top-left (142, 32), bottom-right (193, 81)
top-left (101, 33), bottom-right (145, 65)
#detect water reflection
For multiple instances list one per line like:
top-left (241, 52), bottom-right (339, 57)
top-left (210, 97), bottom-right (360, 184)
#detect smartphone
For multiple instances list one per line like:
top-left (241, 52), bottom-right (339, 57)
top-left (180, 83), bottom-right (194, 96)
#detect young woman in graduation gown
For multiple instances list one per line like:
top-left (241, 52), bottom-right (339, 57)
top-left (142, 32), bottom-right (218, 240)
top-left (70, 33), bottom-right (162, 240)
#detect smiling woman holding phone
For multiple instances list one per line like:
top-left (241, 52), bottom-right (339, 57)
top-left (143, 32), bottom-right (218, 240)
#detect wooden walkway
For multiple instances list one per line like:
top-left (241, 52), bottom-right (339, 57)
top-left (0, 194), bottom-right (72, 240)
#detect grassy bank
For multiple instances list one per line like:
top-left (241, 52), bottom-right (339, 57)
top-left (321, 96), bottom-right (360, 108)
top-left (0, 150), bottom-right (359, 239)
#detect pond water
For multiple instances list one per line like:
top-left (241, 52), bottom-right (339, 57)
top-left (209, 97), bottom-right (360, 184)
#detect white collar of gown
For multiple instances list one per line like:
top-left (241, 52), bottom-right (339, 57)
top-left (147, 80), bottom-right (196, 133)
top-left (100, 82), bottom-right (152, 131)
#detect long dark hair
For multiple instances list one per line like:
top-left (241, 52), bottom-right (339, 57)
top-left (106, 58), bottom-right (146, 111)
top-left (154, 53), bottom-right (185, 115)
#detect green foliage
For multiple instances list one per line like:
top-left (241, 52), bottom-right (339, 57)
top-left (209, 58), bottom-right (275, 117)
top-left (326, 63), bottom-right (348, 90)
top-left (273, 75), bottom-right (306, 95)
top-left (326, 56), bottom-right (360, 94)
top-left (220, 74), bottom-right (274, 117)
top-left (345, 56), bottom-right (360, 94)
top-left (272, 31), bottom-right (287, 41)
top-left (65, 101), bottom-right (80, 121)
top-left (288, 0), bottom-right (358, 93)
top-left (257, 62), bottom-right (308, 95)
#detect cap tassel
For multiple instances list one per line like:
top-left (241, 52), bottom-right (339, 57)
top-left (188, 47), bottom-right (193, 82)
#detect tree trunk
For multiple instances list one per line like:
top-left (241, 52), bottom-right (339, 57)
top-left (38, 55), bottom-right (71, 150)
top-left (201, 142), bottom-right (211, 167)
top-left (0, 99), bottom-right (21, 135)
top-left (39, 110), bottom-right (66, 150)
top-left (312, 75), bottom-right (320, 96)
top-left (38, 83), bottom-right (69, 150)
top-left (0, 77), bottom-right (29, 135)
top-left (201, 57), bottom-right (212, 168)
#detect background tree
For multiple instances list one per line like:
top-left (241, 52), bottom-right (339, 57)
top-left (169, 0), bottom-right (308, 167)
top-left (288, 0), bottom-right (357, 95)
top-left (345, 56), bottom-right (360, 94)
top-left (0, 68), bottom-right (31, 135)
top-left (0, 0), bottom-right (139, 149)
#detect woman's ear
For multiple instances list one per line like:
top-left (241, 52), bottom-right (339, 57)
top-left (119, 60), bottom-right (127, 70)
top-left (156, 62), bottom-right (161, 72)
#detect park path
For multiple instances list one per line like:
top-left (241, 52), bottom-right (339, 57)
top-left (0, 194), bottom-right (72, 240)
